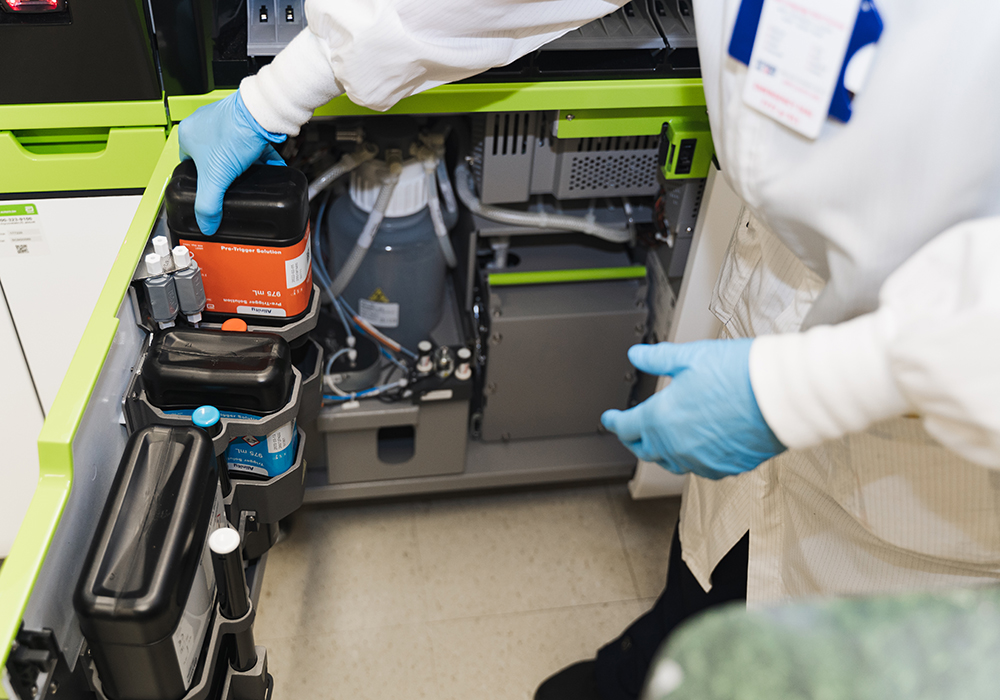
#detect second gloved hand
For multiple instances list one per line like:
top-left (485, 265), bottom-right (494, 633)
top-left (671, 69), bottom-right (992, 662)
top-left (601, 339), bottom-right (785, 479)
top-left (177, 91), bottom-right (287, 235)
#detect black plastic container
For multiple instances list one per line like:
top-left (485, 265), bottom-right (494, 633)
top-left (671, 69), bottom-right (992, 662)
top-left (143, 329), bottom-right (293, 415)
top-left (74, 426), bottom-right (222, 700)
top-left (165, 161), bottom-right (313, 325)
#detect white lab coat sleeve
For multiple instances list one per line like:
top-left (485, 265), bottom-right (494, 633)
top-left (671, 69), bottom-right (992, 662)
top-left (240, 0), bottom-right (628, 135)
top-left (749, 216), bottom-right (1000, 468)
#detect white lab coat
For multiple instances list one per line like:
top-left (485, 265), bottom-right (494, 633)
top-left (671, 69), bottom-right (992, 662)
top-left (241, 0), bottom-right (1000, 602)
top-left (683, 0), bottom-right (1000, 602)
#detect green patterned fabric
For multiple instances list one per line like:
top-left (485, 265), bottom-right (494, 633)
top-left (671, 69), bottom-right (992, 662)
top-left (644, 587), bottom-right (1000, 700)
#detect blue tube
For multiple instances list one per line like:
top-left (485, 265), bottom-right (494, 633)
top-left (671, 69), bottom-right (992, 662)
top-left (313, 192), bottom-right (355, 345)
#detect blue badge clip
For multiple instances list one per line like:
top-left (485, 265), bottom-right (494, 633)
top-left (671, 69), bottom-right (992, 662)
top-left (727, 0), bottom-right (884, 123)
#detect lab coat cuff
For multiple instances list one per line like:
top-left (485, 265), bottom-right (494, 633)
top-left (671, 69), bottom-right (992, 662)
top-left (749, 313), bottom-right (911, 450)
top-left (240, 28), bottom-right (344, 136)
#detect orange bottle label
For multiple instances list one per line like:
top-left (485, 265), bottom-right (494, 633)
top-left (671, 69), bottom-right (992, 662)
top-left (179, 228), bottom-right (312, 319)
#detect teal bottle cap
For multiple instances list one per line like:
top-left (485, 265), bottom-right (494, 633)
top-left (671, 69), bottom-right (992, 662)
top-left (192, 405), bottom-right (221, 428)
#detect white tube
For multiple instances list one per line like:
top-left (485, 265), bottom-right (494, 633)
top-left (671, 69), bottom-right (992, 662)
top-left (308, 143), bottom-right (378, 201)
top-left (425, 163), bottom-right (458, 268)
top-left (328, 169), bottom-right (399, 298)
top-left (454, 163), bottom-right (632, 244)
top-left (436, 158), bottom-right (458, 215)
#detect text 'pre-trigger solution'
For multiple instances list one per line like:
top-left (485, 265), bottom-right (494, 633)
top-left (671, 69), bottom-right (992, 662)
top-left (165, 161), bottom-right (313, 325)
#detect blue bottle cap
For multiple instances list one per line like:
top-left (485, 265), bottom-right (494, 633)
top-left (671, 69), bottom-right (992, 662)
top-left (192, 405), bottom-right (221, 428)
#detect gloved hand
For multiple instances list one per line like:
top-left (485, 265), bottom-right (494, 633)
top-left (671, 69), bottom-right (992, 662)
top-left (177, 91), bottom-right (287, 235)
top-left (601, 339), bottom-right (785, 479)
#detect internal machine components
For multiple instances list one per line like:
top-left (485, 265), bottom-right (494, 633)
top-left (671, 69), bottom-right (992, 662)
top-left (6, 110), bottom-right (708, 700)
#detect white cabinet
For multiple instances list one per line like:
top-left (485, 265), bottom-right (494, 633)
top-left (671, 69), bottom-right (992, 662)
top-left (0, 286), bottom-right (44, 557)
top-left (0, 194), bottom-right (141, 555)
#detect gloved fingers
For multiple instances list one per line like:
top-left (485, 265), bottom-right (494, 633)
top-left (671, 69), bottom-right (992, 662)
top-left (655, 459), bottom-right (689, 476)
top-left (627, 342), bottom-right (702, 377)
top-left (258, 144), bottom-right (286, 166)
top-left (623, 439), bottom-right (661, 465)
top-left (177, 121), bottom-right (195, 162)
top-left (192, 140), bottom-right (266, 234)
top-left (601, 406), bottom-right (644, 444)
top-left (193, 171), bottom-right (229, 236)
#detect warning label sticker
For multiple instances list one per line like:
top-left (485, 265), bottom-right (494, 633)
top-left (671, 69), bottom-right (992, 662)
top-left (368, 287), bottom-right (390, 303)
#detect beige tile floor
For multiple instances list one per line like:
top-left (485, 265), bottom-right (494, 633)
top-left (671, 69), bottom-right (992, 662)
top-left (255, 484), bottom-right (680, 700)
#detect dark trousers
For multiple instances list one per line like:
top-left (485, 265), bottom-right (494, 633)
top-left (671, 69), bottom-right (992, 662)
top-left (594, 528), bottom-right (750, 700)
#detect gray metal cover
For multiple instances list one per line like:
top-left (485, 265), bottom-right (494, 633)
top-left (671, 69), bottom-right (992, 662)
top-left (482, 278), bottom-right (647, 441)
top-left (544, 2), bottom-right (665, 51)
top-left (472, 112), bottom-right (540, 204)
top-left (320, 398), bottom-right (469, 484)
top-left (473, 112), bottom-right (661, 203)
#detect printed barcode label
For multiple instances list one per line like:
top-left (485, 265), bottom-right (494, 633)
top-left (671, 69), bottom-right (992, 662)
top-left (0, 202), bottom-right (48, 257)
top-left (285, 239), bottom-right (311, 289)
top-left (268, 421), bottom-right (294, 453)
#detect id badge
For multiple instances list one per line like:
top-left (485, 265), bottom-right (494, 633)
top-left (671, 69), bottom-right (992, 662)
top-left (729, 0), bottom-right (883, 139)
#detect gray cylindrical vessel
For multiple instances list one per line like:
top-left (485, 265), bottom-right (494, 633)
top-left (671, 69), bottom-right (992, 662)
top-left (327, 194), bottom-right (446, 350)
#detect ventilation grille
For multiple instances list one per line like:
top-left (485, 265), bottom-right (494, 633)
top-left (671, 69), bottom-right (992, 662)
top-left (473, 113), bottom-right (540, 203)
top-left (689, 178), bottom-right (706, 221)
top-left (566, 135), bottom-right (658, 152)
top-left (490, 113), bottom-right (535, 157)
top-left (565, 151), bottom-right (659, 193)
top-left (556, 134), bottom-right (660, 198)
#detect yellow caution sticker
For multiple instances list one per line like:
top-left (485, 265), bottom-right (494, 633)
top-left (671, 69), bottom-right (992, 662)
top-left (368, 287), bottom-right (390, 303)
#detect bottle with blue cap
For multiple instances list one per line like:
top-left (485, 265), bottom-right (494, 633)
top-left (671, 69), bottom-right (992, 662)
top-left (192, 405), bottom-right (232, 496)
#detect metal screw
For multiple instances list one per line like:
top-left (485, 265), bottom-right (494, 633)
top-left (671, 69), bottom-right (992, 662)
top-left (490, 332), bottom-right (502, 345)
top-left (566, 114), bottom-right (575, 121)
top-left (247, 515), bottom-right (255, 523)
top-left (30, 685), bottom-right (37, 698)
top-left (624, 372), bottom-right (636, 382)
top-left (492, 309), bottom-right (502, 318)
top-left (50, 683), bottom-right (58, 695)
top-left (634, 323), bottom-right (645, 333)
top-left (486, 382), bottom-right (497, 394)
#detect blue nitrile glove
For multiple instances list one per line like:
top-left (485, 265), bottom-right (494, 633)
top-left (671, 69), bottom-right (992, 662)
top-left (601, 339), bottom-right (785, 479)
top-left (177, 91), bottom-right (287, 235)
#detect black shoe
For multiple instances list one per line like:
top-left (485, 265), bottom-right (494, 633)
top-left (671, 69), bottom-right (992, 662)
top-left (534, 660), bottom-right (603, 700)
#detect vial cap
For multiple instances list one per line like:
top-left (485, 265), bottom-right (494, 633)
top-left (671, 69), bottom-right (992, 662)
top-left (192, 405), bottom-right (221, 428)
top-left (144, 252), bottom-right (163, 275)
top-left (457, 348), bottom-right (472, 360)
top-left (152, 235), bottom-right (171, 257)
top-left (172, 245), bottom-right (192, 269)
top-left (418, 340), bottom-right (433, 353)
top-left (209, 527), bottom-right (242, 555)
top-left (221, 318), bottom-right (249, 332)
